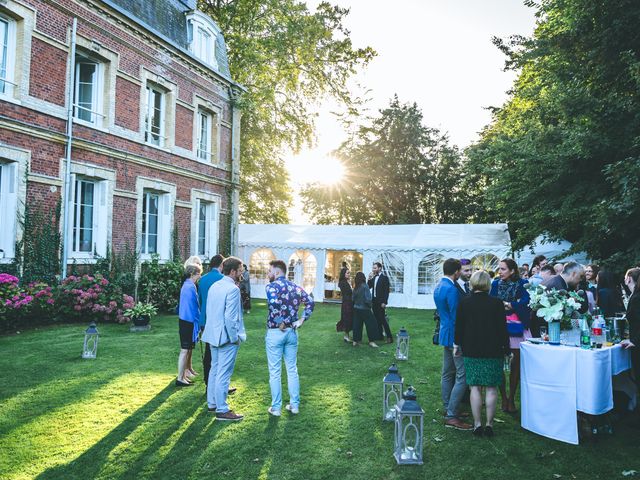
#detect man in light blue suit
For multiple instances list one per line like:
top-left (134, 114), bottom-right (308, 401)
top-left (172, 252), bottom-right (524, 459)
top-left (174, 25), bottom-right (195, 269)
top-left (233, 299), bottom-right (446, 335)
top-left (434, 258), bottom-right (471, 430)
top-left (198, 254), bottom-right (224, 392)
top-left (201, 256), bottom-right (247, 422)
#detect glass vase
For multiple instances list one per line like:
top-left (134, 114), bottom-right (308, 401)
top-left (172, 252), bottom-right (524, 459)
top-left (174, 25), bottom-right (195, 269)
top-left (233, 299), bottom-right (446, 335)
top-left (548, 321), bottom-right (561, 345)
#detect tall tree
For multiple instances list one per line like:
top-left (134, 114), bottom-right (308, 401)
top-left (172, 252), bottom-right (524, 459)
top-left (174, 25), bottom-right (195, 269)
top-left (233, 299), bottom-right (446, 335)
top-left (201, 0), bottom-right (375, 223)
top-left (465, 0), bottom-right (640, 266)
top-left (301, 96), bottom-right (472, 225)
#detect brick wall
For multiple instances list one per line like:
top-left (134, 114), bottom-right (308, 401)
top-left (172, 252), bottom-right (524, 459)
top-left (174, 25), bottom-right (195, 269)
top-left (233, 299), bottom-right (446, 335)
top-left (1, 0), bottom-right (240, 263)
top-left (175, 105), bottom-right (194, 150)
top-left (115, 77), bottom-right (141, 132)
top-left (28, 38), bottom-right (67, 106)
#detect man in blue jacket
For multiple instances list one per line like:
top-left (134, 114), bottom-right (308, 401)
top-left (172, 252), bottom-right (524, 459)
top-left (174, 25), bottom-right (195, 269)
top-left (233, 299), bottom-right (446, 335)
top-left (199, 254), bottom-right (224, 392)
top-left (434, 258), bottom-right (472, 430)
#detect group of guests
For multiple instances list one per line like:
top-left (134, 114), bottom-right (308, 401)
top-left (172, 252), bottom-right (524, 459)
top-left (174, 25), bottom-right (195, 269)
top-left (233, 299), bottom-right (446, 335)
top-left (176, 254), bottom-right (314, 422)
top-left (336, 262), bottom-right (394, 348)
top-left (435, 255), bottom-right (640, 437)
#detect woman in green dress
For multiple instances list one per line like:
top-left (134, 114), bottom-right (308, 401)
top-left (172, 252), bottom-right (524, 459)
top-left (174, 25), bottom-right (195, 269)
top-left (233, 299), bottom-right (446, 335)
top-left (454, 270), bottom-right (510, 437)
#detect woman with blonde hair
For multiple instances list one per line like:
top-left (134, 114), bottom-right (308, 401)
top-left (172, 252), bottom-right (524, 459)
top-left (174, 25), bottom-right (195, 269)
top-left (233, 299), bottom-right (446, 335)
top-left (184, 255), bottom-right (202, 268)
top-left (455, 270), bottom-right (510, 437)
top-left (177, 263), bottom-right (202, 386)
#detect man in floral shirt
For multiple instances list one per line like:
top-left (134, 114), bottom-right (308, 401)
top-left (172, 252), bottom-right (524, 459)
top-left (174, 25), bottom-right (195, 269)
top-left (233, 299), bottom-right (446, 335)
top-left (265, 259), bottom-right (314, 416)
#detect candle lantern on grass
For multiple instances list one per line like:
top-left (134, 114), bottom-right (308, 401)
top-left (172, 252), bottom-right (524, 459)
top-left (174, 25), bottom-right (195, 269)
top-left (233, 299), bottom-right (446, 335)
top-left (395, 327), bottom-right (410, 360)
top-left (82, 322), bottom-right (99, 359)
top-left (383, 363), bottom-right (404, 421)
top-left (393, 386), bottom-right (424, 465)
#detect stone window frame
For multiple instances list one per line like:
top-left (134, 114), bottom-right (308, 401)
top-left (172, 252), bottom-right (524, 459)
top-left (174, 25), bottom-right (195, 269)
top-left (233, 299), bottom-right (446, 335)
top-left (139, 70), bottom-right (177, 151)
top-left (0, 145), bottom-right (28, 263)
top-left (190, 189), bottom-right (221, 261)
top-left (136, 177), bottom-right (176, 262)
top-left (64, 162), bottom-right (116, 264)
top-left (192, 96), bottom-right (222, 165)
top-left (73, 36), bottom-right (119, 131)
top-left (0, 1), bottom-right (35, 105)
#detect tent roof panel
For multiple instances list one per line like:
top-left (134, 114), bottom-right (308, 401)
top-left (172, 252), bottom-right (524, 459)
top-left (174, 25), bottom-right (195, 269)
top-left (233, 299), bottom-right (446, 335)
top-left (239, 224), bottom-right (512, 252)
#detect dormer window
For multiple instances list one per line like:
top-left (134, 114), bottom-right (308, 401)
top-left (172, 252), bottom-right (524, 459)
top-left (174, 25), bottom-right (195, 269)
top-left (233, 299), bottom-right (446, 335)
top-left (187, 12), bottom-right (220, 69)
top-left (194, 26), bottom-right (213, 65)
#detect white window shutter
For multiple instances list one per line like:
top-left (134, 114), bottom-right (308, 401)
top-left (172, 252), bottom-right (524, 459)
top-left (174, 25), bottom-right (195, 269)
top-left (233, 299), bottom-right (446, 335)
top-left (159, 193), bottom-right (172, 260)
top-left (1, 163), bottom-right (18, 259)
top-left (67, 173), bottom-right (77, 256)
top-left (194, 198), bottom-right (200, 256)
top-left (209, 202), bottom-right (218, 257)
top-left (94, 180), bottom-right (108, 257)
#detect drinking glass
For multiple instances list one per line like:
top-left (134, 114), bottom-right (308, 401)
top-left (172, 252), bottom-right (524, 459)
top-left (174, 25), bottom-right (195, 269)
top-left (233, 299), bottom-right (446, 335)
top-left (540, 326), bottom-right (548, 342)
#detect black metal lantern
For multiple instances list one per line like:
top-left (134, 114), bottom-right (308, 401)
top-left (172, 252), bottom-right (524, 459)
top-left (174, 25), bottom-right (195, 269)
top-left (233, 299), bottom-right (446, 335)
top-left (395, 326), bottom-right (410, 361)
top-left (82, 322), bottom-right (99, 359)
top-left (382, 363), bottom-right (404, 421)
top-left (394, 386), bottom-right (424, 465)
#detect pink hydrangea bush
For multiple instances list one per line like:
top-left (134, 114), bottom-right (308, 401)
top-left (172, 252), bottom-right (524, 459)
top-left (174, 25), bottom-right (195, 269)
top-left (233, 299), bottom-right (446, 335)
top-left (58, 274), bottom-right (135, 323)
top-left (1, 275), bottom-right (57, 327)
top-left (0, 273), bottom-right (21, 317)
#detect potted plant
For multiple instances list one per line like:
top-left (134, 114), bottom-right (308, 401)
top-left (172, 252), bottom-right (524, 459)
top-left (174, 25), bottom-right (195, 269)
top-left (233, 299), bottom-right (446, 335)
top-left (526, 284), bottom-right (583, 344)
top-left (124, 302), bottom-right (158, 326)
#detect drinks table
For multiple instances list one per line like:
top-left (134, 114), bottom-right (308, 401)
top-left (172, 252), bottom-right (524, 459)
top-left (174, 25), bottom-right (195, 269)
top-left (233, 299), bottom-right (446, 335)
top-left (520, 342), bottom-right (632, 444)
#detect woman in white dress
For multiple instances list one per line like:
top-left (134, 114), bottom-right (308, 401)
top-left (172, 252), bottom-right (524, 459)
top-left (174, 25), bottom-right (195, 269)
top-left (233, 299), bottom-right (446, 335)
top-left (293, 259), bottom-right (304, 287)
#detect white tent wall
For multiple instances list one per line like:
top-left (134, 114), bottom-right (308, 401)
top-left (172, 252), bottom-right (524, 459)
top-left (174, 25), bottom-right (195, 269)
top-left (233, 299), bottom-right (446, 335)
top-left (239, 224), bottom-right (512, 310)
top-left (239, 245), bottom-right (326, 301)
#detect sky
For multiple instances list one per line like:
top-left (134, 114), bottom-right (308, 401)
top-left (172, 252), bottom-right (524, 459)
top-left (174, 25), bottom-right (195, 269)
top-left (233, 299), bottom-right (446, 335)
top-left (286, 0), bottom-right (538, 223)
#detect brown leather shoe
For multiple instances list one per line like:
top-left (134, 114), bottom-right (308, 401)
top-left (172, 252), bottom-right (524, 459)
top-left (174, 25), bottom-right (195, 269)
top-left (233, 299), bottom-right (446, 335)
top-left (442, 411), bottom-right (470, 419)
top-left (444, 417), bottom-right (473, 431)
top-left (216, 410), bottom-right (243, 422)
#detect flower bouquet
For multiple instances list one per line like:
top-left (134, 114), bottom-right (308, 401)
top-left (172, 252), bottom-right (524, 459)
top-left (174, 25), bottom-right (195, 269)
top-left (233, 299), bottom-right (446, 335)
top-left (526, 284), bottom-right (583, 344)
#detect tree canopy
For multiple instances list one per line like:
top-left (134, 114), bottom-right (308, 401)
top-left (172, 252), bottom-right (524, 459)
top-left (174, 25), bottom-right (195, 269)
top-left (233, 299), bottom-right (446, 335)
top-left (301, 96), bottom-right (472, 225)
top-left (465, 0), bottom-right (640, 266)
top-left (201, 0), bottom-right (375, 223)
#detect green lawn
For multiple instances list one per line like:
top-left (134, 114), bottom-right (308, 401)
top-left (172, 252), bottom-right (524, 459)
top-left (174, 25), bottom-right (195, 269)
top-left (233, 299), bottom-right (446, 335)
top-left (0, 302), bottom-right (638, 480)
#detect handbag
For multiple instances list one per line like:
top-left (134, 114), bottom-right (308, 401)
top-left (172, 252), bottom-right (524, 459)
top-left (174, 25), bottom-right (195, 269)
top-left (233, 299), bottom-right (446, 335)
top-left (506, 312), bottom-right (524, 337)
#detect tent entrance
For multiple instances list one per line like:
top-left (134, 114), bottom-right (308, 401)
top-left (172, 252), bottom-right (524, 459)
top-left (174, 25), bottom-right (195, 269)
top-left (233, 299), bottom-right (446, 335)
top-left (324, 250), bottom-right (363, 301)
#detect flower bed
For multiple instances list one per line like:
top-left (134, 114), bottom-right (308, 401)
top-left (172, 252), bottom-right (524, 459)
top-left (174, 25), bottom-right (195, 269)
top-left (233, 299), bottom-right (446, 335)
top-left (0, 273), bottom-right (135, 332)
top-left (58, 274), bottom-right (135, 323)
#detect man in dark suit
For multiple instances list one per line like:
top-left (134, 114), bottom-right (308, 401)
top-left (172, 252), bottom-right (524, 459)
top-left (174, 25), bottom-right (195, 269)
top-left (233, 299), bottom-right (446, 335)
top-left (368, 262), bottom-right (393, 343)
top-left (542, 261), bottom-right (588, 313)
top-left (456, 258), bottom-right (473, 296)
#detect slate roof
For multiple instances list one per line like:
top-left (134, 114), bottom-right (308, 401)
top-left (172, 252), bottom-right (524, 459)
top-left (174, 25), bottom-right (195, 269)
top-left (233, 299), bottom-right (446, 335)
top-left (101, 0), bottom-right (233, 81)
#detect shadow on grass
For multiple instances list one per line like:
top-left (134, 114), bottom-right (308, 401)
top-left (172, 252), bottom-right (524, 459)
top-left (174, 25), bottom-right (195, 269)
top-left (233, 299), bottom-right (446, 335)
top-left (36, 382), bottom-right (186, 480)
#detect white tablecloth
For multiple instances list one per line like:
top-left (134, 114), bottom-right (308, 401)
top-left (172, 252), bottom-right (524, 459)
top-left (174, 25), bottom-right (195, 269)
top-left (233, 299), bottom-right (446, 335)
top-left (520, 342), bottom-right (632, 445)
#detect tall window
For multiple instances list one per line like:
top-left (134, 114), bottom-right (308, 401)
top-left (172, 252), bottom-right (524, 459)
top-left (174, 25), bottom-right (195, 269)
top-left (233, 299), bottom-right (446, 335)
top-left (196, 200), bottom-right (217, 258)
top-left (197, 201), bottom-right (207, 255)
top-left (74, 58), bottom-right (102, 124)
top-left (0, 15), bottom-right (16, 96)
top-left (145, 85), bottom-right (164, 146)
top-left (197, 109), bottom-right (212, 161)
top-left (0, 162), bottom-right (18, 259)
top-left (418, 253), bottom-right (445, 295)
top-left (189, 15), bottom-right (218, 68)
top-left (194, 26), bottom-right (213, 64)
top-left (141, 191), bottom-right (160, 254)
top-left (72, 179), bottom-right (95, 253)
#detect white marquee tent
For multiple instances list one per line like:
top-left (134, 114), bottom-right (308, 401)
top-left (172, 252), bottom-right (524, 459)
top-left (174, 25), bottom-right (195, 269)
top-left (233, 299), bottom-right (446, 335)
top-left (515, 235), bottom-right (590, 266)
top-left (238, 224), bottom-right (512, 309)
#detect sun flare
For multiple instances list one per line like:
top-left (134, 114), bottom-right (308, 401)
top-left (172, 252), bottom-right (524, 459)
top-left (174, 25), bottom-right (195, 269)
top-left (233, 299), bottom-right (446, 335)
top-left (304, 155), bottom-right (346, 186)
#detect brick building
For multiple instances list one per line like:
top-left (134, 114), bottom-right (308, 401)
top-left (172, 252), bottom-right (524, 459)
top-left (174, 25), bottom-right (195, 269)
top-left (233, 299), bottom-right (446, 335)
top-left (0, 0), bottom-right (243, 271)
